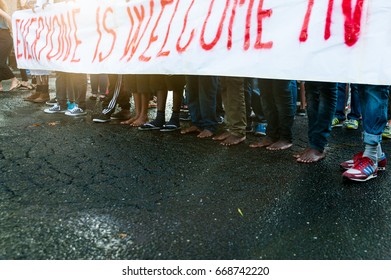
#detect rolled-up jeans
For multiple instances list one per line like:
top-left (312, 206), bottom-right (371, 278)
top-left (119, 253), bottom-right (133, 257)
top-left (357, 84), bottom-right (389, 145)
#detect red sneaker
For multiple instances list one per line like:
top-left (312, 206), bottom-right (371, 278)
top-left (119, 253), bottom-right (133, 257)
top-left (340, 151), bottom-right (387, 171)
top-left (342, 157), bottom-right (378, 182)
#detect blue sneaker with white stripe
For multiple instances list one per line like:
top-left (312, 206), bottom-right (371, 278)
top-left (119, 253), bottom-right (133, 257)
top-left (342, 157), bottom-right (378, 182)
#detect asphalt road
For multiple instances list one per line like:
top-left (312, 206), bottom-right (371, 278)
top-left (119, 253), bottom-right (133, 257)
top-left (1, 78), bottom-right (391, 260)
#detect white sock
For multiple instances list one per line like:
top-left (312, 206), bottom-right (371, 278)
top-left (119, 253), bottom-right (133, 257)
top-left (363, 144), bottom-right (378, 165)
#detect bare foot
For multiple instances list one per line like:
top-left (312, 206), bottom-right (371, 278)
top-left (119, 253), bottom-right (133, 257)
top-left (293, 147), bottom-right (310, 158)
top-left (212, 131), bottom-right (231, 141)
top-left (296, 148), bottom-right (325, 163)
top-left (131, 116), bottom-right (148, 127)
top-left (221, 135), bottom-right (246, 146)
top-left (181, 126), bottom-right (201, 135)
top-left (197, 129), bottom-right (214, 138)
top-left (249, 137), bottom-right (274, 148)
top-left (266, 140), bottom-right (293, 151)
top-left (9, 78), bottom-right (21, 91)
top-left (120, 116), bottom-right (137, 125)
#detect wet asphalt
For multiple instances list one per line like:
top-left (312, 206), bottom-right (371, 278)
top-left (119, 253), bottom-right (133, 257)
top-left (1, 78), bottom-right (391, 260)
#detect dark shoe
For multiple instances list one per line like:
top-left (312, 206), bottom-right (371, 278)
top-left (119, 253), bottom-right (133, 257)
top-left (23, 92), bottom-right (41, 101)
top-left (139, 119), bottom-right (164, 130)
top-left (160, 119), bottom-right (180, 132)
top-left (33, 93), bottom-right (50, 103)
top-left (89, 93), bottom-right (97, 100)
top-left (111, 110), bottom-right (132, 120)
top-left (92, 113), bottom-right (111, 123)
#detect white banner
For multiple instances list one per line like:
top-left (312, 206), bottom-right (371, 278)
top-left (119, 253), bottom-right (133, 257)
top-left (11, 0), bottom-right (391, 85)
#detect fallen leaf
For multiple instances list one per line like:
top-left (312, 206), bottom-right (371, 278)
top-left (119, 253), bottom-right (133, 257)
top-left (30, 123), bottom-right (41, 127)
top-left (48, 121), bottom-right (59, 126)
top-left (238, 208), bottom-right (244, 217)
top-left (118, 233), bottom-right (128, 239)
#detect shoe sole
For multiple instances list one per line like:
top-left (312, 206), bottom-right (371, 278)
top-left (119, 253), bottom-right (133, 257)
top-left (138, 127), bottom-right (162, 131)
top-left (44, 111), bottom-right (66, 114)
top-left (160, 128), bottom-right (180, 132)
top-left (93, 119), bottom-right (111, 123)
top-left (343, 173), bottom-right (377, 182)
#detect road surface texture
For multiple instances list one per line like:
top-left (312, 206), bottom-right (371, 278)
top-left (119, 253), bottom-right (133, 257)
top-left (1, 78), bottom-right (391, 260)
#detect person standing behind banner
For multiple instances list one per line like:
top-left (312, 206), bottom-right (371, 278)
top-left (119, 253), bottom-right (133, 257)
top-left (22, 0), bottom-right (52, 103)
top-left (294, 81), bottom-right (338, 163)
top-left (0, 0), bottom-right (21, 92)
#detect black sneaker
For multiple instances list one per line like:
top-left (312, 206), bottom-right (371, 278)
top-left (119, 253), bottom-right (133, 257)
top-left (111, 110), bottom-right (131, 120)
top-left (92, 113), bottom-right (111, 123)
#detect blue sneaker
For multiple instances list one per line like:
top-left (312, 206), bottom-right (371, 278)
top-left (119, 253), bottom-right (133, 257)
top-left (254, 123), bottom-right (267, 136)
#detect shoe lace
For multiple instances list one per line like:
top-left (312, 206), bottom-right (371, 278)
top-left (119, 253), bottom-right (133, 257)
top-left (352, 157), bottom-right (375, 171)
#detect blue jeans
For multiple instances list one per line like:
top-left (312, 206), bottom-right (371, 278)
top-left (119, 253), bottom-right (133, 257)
top-left (357, 85), bottom-right (390, 145)
top-left (259, 79), bottom-right (295, 142)
top-left (335, 83), bottom-right (361, 121)
top-left (186, 75), bottom-right (219, 132)
top-left (305, 82), bottom-right (338, 152)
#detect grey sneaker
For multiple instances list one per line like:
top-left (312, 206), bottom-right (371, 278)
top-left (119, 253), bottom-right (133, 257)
top-left (65, 106), bottom-right (87, 116)
top-left (44, 104), bottom-right (66, 114)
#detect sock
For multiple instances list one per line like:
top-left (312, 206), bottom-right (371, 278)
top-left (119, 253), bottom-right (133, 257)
top-left (377, 144), bottom-right (383, 158)
top-left (363, 144), bottom-right (378, 165)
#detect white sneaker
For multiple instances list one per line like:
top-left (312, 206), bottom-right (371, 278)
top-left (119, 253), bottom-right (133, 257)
top-left (65, 105), bottom-right (87, 116)
top-left (44, 104), bottom-right (66, 114)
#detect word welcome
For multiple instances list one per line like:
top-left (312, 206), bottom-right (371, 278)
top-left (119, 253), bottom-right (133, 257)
top-left (12, 0), bottom-right (391, 85)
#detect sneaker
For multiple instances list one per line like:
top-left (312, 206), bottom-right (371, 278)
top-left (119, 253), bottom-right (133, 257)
top-left (382, 124), bottom-right (391, 139)
top-left (139, 120), bottom-right (164, 131)
top-left (340, 151), bottom-right (387, 171)
top-left (344, 119), bottom-right (359, 130)
top-left (46, 98), bottom-right (57, 106)
top-left (332, 117), bottom-right (344, 127)
top-left (110, 110), bottom-right (131, 120)
top-left (44, 104), bottom-right (66, 114)
top-left (92, 113), bottom-right (111, 123)
top-left (179, 111), bottom-right (191, 121)
top-left (254, 123), bottom-right (267, 136)
top-left (65, 105), bottom-right (87, 117)
top-left (296, 108), bottom-right (306, 116)
top-left (342, 157), bottom-right (378, 182)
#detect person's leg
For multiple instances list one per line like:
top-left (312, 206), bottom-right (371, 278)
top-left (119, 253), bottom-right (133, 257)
top-left (33, 75), bottom-right (50, 103)
top-left (332, 83), bottom-right (347, 126)
top-left (214, 76), bottom-right (246, 145)
top-left (267, 79), bottom-right (295, 150)
top-left (197, 75), bottom-right (218, 138)
top-left (90, 74), bottom-right (99, 99)
top-left (346, 83), bottom-right (361, 120)
top-left (181, 75), bottom-right (202, 134)
top-left (342, 85), bottom-right (389, 181)
top-left (250, 79), bottom-right (278, 148)
top-left (0, 30), bottom-right (19, 90)
top-left (297, 82), bottom-right (337, 163)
